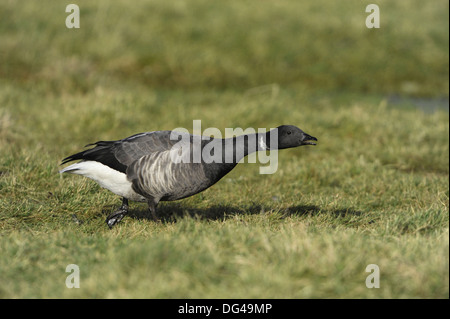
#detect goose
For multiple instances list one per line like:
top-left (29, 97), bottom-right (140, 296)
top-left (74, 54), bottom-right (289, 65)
top-left (60, 125), bottom-right (317, 228)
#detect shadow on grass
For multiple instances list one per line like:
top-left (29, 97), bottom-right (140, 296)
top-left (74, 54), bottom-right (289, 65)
top-left (99, 203), bottom-right (364, 224)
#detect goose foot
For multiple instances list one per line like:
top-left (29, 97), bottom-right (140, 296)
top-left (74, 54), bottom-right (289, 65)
top-left (106, 198), bottom-right (128, 228)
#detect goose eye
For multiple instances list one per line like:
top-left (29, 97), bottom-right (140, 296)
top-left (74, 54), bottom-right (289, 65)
top-left (287, 131), bottom-right (291, 135)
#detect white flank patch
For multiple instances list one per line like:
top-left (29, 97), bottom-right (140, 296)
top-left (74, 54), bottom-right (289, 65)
top-left (259, 136), bottom-right (269, 151)
top-left (60, 161), bottom-right (146, 202)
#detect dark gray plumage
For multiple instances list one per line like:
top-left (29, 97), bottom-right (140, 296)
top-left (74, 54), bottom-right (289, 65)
top-left (60, 125), bottom-right (317, 227)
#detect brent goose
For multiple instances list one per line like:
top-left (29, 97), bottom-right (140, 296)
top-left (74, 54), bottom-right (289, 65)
top-left (60, 125), bottom-right (317, 228)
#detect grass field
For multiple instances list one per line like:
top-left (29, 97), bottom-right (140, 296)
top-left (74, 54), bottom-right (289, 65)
top-left (0, 0), bottom-right (448, 298)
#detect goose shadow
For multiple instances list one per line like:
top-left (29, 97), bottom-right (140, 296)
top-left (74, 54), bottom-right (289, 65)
top-left (100, 203), bottom-right (363, 224)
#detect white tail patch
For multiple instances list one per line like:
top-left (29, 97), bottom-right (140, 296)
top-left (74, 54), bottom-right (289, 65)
top-left (60, 161), bottom-right (146, 202)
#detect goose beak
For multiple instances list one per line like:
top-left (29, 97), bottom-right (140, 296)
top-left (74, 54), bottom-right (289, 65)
top-left (301, 133), bottom-right (318, 146)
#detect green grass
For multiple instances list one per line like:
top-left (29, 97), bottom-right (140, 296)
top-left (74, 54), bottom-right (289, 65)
top-left (0, 0), bottom-right (448, 298)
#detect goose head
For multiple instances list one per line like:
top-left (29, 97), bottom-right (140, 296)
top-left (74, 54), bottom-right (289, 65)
top-left (271, 125), bottom-right (317, 150)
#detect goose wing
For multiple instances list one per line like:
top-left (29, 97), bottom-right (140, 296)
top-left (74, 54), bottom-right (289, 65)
top-left (61, 130), bottom-right (189, 173)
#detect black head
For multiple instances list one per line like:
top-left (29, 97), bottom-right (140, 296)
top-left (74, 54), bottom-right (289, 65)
top-left (273, 125), bottom-right (318, 149)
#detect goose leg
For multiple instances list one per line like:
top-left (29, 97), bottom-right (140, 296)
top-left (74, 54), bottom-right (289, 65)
top-left (106, 198), bottom-right (129, 228)
top-left (147, 199), bottom-right (159, 222)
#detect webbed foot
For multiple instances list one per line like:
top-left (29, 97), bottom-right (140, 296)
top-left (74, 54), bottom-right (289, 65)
top-left (106, 198), bottom-right (128, 228)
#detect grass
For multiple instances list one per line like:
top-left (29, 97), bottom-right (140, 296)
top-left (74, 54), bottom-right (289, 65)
top-left (0, 0), bottom-right (448, 298)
